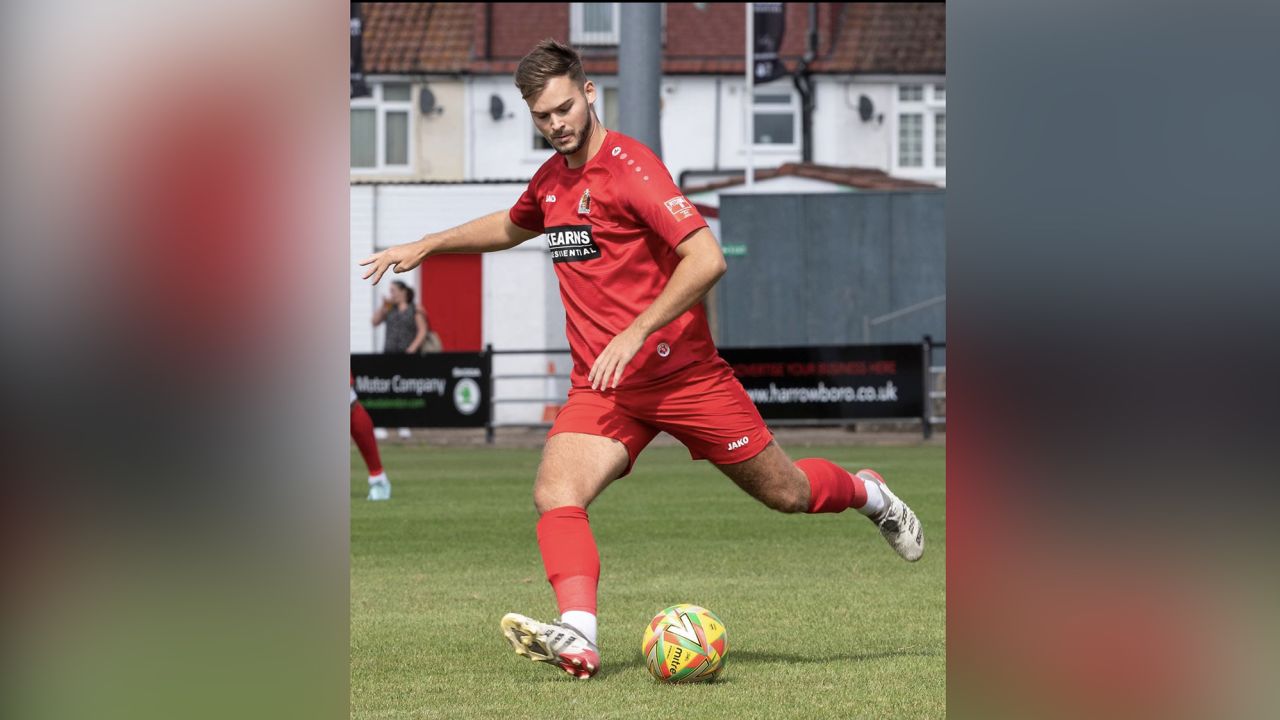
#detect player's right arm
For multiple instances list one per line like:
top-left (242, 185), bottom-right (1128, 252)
top-left (359, 211), bottom-right (540, 285)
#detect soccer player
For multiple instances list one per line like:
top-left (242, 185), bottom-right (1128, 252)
top-left (351, 375), bottom-right (391, 500)
top-left (359, 39), bottom-right (923, 679)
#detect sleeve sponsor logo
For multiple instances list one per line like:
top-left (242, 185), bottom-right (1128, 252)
top-left (544, 224), bottom-right (601, 263)
top-left (664, 195), bottom-right (695, 221)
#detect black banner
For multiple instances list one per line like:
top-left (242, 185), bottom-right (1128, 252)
top-left (351, 353), bottom-right (490, 427)
top-left (718, 344), bottom-right (923, 421)
top-left (350, 4), bottom-right (370, 99)
top-left (752, 3), bottom-right (788, 84)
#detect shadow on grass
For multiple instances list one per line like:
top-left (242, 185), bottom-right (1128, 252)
top-left (729, 647), bottom-right (941, 665)
top-left (595, 646), bottom-right (938, 680)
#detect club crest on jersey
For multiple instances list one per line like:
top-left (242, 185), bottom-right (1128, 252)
top-left (544, 224), bottom-right (601, 264)
top-left (656, 342), bottom-right (671, 358)
top-left (578, 188), bottom-right (592, 215)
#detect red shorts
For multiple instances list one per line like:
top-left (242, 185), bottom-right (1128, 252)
top-left (548, 357), bottom-right (773, 474)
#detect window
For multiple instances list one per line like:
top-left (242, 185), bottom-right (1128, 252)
top-left (350, 82), bottom-right (413, 172)
top-left (532, 126), bottom-right (553, 151)
top-left (571, 3), bottom-right (620, 45)
top-left (752, 87), bottom-right (799, 146)
top-left (896, 81), bottom-right (946, 170)
top-left (934, 113), bottom-right (946, 167)
top-left (603, 87), bottom-right (619, 131)
top-left (350, 109), bottom-right (376, 167)
top-left (899, 114), bottom-right (923, 167)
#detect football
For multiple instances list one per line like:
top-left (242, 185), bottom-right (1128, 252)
top-left (642, 604), bottom-right (728, 683)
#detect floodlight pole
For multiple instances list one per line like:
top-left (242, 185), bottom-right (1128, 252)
top-left (745, 2), bottom-right (754, 187)
top-left (619, 3), bottom-right (663, 157)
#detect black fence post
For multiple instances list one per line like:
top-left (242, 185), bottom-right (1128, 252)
top-left (485, 343), bottom-right (495, 445)
top-left (921, 335), bottom-right (933, 440)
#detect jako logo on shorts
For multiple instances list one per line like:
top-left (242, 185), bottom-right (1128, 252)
top-left (727, 436), bottom-right (749, 451)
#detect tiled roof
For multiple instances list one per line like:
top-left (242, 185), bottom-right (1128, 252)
top-left (358, 3), bottom-right (943, 76)
top-left (361, 3), bottom-right (473, 74)
top-left (812, 3), bottom-right (945, 74)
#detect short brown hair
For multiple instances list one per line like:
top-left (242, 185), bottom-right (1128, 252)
top-left (514, 39), bottom-right (586, 99)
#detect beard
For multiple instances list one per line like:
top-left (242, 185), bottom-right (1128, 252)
top-left (551, 116), bottom-right (594, 156)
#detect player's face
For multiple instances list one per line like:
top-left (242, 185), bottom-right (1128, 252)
top-left (527, 75), bottom-right (597, 157)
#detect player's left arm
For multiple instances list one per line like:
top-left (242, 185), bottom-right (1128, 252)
top-left (587, 227), bottom-right (726, 390)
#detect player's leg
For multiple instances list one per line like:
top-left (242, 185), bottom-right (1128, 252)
top-left (713, 442), bottom-right (923, 561)
top-left (648, 359), bottom-right (923, 561)
top-left (502, 433), bottom-right (629, 679)
top-left (350, 390), bottom-right (390, 501)
top-left (502, 393), bottom-right (657, 680)
top-left (711, 439), bottom-right (808, 512)
top-left (531, 431), bottom-right (629, 513)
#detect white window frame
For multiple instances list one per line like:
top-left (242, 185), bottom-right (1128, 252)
top-left (751, 81), bottom-right (801, 152)
top-left (570, 3), bottom-right (621, 46)
top-left (350, 79), bottom-right (415, 175)
top-left (892, 79), bottom-right (946, 175)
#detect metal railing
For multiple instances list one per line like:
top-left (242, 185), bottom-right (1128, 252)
top-left (485, 345), bottom-right (571, 442)
top-left (485, 338), bottom-right (947, 442)
top-left (922, 335), bottom-right (946, 437)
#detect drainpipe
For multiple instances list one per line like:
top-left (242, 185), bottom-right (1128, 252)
top-left (794, 3), bottom-right (818, 163)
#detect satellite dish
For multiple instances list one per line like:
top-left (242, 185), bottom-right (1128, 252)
top-left (489, 94), bottom-right (505, 122)
top-left (419, 86), bottom-right (443, 116)
top-left (858, 94), bottom-right (874, 122)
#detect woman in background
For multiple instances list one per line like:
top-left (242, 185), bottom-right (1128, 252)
top-left (372, 280), bottom-right (429, 439)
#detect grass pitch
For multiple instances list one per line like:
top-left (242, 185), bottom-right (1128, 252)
top-left (351, 443), bottom-right (945, 719)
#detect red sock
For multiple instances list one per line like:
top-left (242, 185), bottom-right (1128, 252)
top-left (797, 458), bottom-right (866, 513)
top-left (536, 506), bottom-right (599, 614)
top-left (350, 401), bottom-right (383, 475)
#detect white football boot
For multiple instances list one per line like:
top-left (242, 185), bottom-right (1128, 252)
top-left (366, 475), bottom-right (391, 501)
top-left (857, 469), bottom-right (924, 562)
top-left (500, 612), bottom-right (600, 680)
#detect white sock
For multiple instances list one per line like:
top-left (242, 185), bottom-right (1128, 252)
top-left (855, 476), bottom-right (886, 517)
top-left (560, 610), bottom-right (597, 646)
top-left (368, 471), bottom-right (388, 486)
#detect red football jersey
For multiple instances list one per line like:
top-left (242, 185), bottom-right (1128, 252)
top-left (509, 131), bottom-right (714, 388)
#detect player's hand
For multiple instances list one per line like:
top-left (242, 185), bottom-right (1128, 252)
top-left (359, 240), bottom-right (428, 284)
top-left (588, 326), bottom-right (647, 391)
